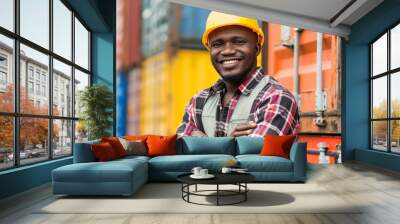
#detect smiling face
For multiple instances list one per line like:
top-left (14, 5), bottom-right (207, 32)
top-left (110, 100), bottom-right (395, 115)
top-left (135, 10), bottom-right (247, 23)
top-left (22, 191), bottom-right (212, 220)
top-left (208, 25), bottom-right (260, 83)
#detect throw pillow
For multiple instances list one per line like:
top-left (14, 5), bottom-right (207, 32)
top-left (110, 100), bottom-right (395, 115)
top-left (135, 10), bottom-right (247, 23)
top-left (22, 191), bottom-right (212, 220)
top-left (118, 137), bottom-right (147, 156)
top-left (101, 137), bottom-right (127, 158)
top-left (91, 142), bottom-right (117, 161)
top-left (260, 135), bottom-right (296, 159)
top-left (124, 135), bottom-right (152, 141)
top-left (146, 134), bottom-right (177, 157)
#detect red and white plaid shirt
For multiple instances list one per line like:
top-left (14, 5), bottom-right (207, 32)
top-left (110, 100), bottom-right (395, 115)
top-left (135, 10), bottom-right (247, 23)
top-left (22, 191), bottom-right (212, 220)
top-left (176, 68), bottom-right (300, 137)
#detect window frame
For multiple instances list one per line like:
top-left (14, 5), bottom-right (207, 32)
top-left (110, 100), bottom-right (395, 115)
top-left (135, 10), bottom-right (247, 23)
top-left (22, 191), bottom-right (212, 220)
top-left (0, 0), bottom-right (92, 171)
top-left (370, 20), bottom-right (400, 154)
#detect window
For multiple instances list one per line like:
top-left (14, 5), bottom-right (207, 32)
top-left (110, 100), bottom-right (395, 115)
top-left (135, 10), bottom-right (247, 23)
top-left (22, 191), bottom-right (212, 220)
top-left (371, 23), bottom-right (400, 154)
top-left (74, 18), bottom-right (89, 70)
top-left (0, 34), bottom-right (13, 113)
top-left (20, 0), bottom-right (49, 49)
top-left (0, 71), bottom-right (6, 85)
top-left (0, 0), bottom-right (91, 170)
top-left (0, 54), bottom-right (7, 87)
top-left (28, 81), bottom-right (34, 94)
top-left (36, 83), bottom-right (40, 95)
top-left (35, 70), bottom-right (41, 81)
top-left (0, 0), bottom-right (14, 32)
top-left (53, 59), bottom-right (72, 117)
top-left (0, 55), bottom-right (7, 67)
top-left (42, 85), bottom-right (46, 97)
top-left (53, 0), bottom-right (72, 60)
top-left (28, 67), bottom-right (34, 80)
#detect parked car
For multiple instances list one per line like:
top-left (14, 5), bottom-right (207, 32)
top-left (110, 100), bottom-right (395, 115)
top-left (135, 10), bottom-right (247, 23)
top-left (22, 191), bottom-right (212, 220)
top-left (7, 150), bottom-right (32, 161)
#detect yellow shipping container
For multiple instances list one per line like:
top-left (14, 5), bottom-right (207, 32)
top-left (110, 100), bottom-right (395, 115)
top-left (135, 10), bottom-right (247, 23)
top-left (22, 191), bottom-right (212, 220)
top-left (140, 52), bottom-right (169, 135)
top-left (139, 49), bottom-right (262, 135)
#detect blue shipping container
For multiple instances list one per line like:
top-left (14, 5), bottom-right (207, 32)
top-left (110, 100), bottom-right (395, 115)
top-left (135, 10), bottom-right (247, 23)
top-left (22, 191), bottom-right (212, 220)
top-left (116, 71), bottom-right (128, 136)
top-left (179, 6), bottom-right (209, 39)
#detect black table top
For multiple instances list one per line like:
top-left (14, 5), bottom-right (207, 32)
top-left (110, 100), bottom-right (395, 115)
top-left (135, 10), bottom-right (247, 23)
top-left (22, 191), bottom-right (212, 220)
top-left (177, 172), bottom-right (255, 185)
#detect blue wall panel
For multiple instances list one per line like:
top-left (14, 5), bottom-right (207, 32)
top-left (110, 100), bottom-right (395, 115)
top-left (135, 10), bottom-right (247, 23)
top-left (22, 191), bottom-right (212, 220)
top-left (343, 44), bottom-right (369, 160)
top-left (355, 149), bottom-right (400, 172)
top-left (0, 158), bottom-right (72, 199)
top-left (344, 0), bottom-right (400, 171)
top-left (92, 33), bottom-right (114, 88)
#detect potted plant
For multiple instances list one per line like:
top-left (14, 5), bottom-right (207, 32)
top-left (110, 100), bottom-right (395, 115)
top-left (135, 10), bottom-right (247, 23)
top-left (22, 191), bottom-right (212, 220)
top-left (79, 84), bottom-right (113, 140)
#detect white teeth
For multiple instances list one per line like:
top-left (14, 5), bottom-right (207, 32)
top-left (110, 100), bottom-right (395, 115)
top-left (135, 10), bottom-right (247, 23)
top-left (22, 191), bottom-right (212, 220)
top-left (222, 59), bottom-right (239, 65)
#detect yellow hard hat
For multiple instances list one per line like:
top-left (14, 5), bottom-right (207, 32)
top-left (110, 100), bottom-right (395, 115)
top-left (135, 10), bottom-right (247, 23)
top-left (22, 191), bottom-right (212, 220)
top-left (202, 11), bottom-right (264, 50)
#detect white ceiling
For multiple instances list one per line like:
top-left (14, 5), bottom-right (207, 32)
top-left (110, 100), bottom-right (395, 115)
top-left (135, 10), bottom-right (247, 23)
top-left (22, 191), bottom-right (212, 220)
top-left (168, 0), bottom-right (384, 37)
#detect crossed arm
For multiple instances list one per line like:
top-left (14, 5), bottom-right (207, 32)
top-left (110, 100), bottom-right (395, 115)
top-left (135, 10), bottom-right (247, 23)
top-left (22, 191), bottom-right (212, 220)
top-left (176, 91), bottom-right (299, 137)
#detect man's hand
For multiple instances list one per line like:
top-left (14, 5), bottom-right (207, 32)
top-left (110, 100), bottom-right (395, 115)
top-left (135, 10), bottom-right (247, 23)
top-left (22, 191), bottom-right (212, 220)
top-left (191, 130), bottom-right (207, 137)
top-left (230, 121), bottom-right (257, 137)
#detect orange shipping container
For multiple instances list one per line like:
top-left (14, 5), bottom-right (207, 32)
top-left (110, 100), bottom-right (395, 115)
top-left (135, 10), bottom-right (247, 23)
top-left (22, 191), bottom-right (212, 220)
top-left (265, 23), bottom-right (341, 135)
top-left (265, 23), bottom-right (342, 164)
top-left (117, 0), bottom-right (141, 70)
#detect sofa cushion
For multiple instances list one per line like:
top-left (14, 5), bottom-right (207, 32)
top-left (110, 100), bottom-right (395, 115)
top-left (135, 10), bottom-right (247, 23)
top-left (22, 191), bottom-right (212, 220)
top-left (178, 137), bottom-right (236, 155)
top-left (124, 135), bottom-right (152, 141)
top-left (147, 134), bottom-right (177, 157)
top-left (236, 136), bottom-right (264, 155)
top-left (260, 135), bottom-right (296, 159)
top-left (236, 155), bottom-right (293, 172)
top-left (118, 138), bottom-right (147, 156)
top-left (148, 154), bottom-right (235, 172)
top-left (91, 142), bottom-right (118, 161)
top-left (115, 155), bottom-right (150, 163)
top-left (101, 137), bottom-right (127, 158)
top-left (52, 159), bottom-right (147, 183)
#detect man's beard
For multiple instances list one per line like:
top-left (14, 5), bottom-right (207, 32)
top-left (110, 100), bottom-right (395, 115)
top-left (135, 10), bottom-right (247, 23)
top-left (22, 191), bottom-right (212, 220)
top-left (219, 61), bottom-right (256, 84)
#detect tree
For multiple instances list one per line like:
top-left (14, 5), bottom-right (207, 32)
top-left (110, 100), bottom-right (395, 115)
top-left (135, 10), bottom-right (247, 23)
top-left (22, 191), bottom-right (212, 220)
top-left (0, 84), bottom-right (59, 151)
top-left (372, 99), bottom-right (400, 142)
top-left (372, 100), bottom-right (387, 138)
top-left (79, 84), bottom-right (113, 140)
top-left (0, 85), bottom-right (14, 149)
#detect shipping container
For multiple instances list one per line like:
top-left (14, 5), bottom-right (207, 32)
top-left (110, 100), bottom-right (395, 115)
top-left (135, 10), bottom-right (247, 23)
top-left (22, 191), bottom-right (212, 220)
top-left (266, 23), bottom-right (342, 163)
top-left (139, 51), bottom-right (169, 134)
top-left (117, 71), bottom-right (128, 136)
top-left (168, 49), bottom-right (219, 133)
top-left (126, 67), bottom-right (141, 135)
top-left (179, 6), bottom-right (209, 40)
top-left (141, 0), bottom-right (171, 58)
top-left (298, 135), bottom-right (341, 164)
top-left (138, 49), bottom-right (219, 135)
top-left (116, 0), bottom-right (141, 70)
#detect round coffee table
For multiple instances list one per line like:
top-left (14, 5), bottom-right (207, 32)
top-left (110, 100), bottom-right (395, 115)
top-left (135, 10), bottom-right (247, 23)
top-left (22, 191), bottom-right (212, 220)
top-left (177, 173), bottom-right (255, 206)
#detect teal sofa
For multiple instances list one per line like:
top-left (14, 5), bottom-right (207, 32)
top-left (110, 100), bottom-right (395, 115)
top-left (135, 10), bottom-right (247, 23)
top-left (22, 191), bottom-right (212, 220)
top-left (52, 137), bottom-right (307, 196)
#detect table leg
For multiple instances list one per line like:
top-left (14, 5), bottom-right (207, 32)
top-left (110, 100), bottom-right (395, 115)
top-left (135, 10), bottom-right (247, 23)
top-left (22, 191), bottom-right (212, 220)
top-left (187, 184), bottom-right (190, 202)
top-left (195, 184), bottom-right (197, 192)
top-left (181, 184), bottom-right (183, 199)
top-left (245, 183), bottom-right (247, 201)
top-left (217, 184), bottom-right (219, 206)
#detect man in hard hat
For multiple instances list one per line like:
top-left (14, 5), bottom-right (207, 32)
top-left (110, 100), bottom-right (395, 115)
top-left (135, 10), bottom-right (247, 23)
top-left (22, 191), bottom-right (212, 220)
top-left (177, 11), bottom-right (299, 137)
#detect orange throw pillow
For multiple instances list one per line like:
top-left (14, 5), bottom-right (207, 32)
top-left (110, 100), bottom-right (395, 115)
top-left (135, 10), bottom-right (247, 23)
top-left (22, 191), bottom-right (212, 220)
top-left (146, 134), bottom-right (177, 157)
top-left (260, 135), bottom-right (296, 159)
top-left (124, 135), bottom-right (153, 141)
top-left (91, 142), bottom-right (117, 161)
top-left (101, 137), bottom-right (127, 158)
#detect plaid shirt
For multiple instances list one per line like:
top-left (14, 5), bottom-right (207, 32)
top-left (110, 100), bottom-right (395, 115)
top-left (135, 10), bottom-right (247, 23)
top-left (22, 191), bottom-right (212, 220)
top-left (176, 68), bottom-right (300, 137)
